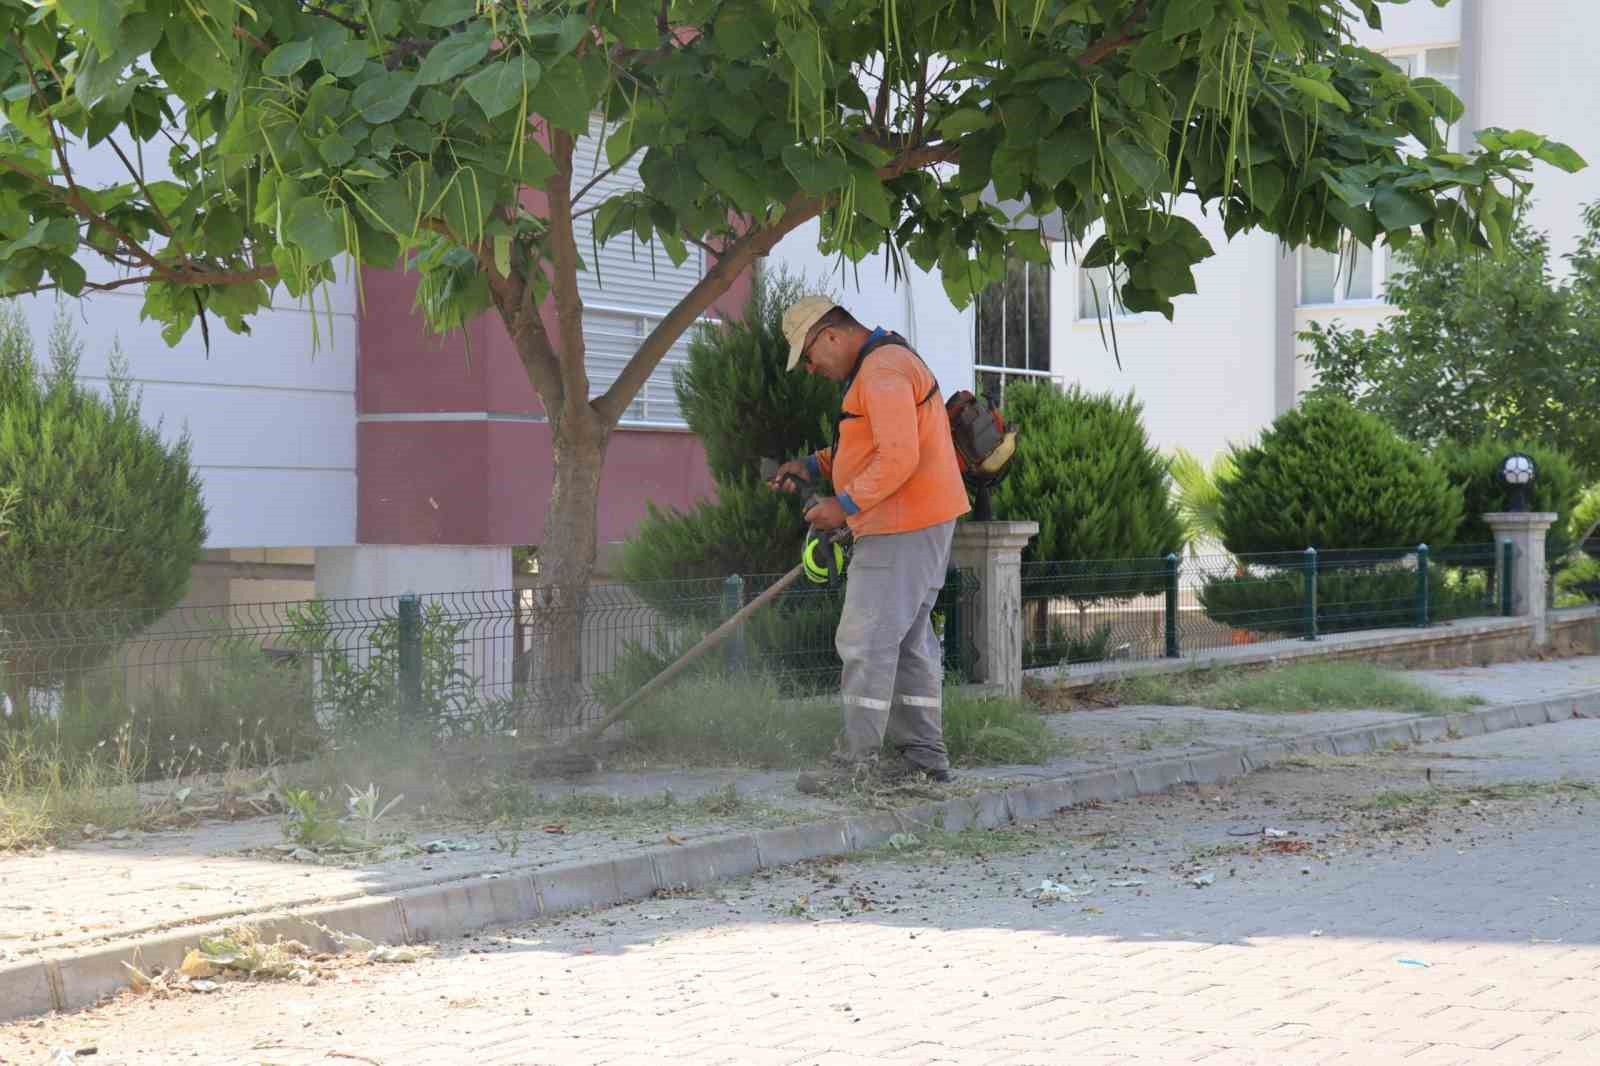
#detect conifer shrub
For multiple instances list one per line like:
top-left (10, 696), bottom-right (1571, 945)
top-left (1217, 397), bottom-right (1463, 562)
top-left (0, 306), bottom-right (207, 726)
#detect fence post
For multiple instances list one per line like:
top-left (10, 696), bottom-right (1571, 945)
top-left (1500, 539), bottom-right (1515, 617)
top-left (1302, 547), bottom-right (1318, 642)
top-left (397, 593), bottom-right (422, 718)
top-left (1164, 552), bottom-right (1180, 658)
top-left (1415, 543), bottom-right (1430, 627)
top-left (935, 567), bottom-right (965, 676)
top-left (722, 574), bottom-right (745, 669)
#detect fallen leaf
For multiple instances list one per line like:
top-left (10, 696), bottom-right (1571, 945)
top-left (541, 823), bottom-right (567, 835)
top-left (179, 950), bottom-right (219, 979)
top-left (665, 834), bottom-right (686, 846)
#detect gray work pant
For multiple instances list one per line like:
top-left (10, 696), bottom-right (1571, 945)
top-left (835, 519), bottom-right (957, 770)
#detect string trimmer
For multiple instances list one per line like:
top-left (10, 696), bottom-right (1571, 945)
top-left (564, 459), bottom-right (850, 752)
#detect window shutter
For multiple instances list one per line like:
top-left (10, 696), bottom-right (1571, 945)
top-left (570, 118), bottom-right (705, 425)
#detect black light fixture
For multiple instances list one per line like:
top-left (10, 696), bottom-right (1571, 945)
top-left (1499, 452), bottom-right (1537, 512)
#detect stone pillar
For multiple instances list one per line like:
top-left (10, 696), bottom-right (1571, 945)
top-left (949, 521), bottom-right (1039, 697)
top-left (1484, 512), bottom-right (1557, 646)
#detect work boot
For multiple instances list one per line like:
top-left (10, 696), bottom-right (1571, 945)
top-left (878, 749), bottom-right (954, 786)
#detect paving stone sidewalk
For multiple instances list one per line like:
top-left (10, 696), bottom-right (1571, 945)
top-left (1, 657), bottom-right (1595, 970)
top-left (6, 718), bottom-right (1598, 1065)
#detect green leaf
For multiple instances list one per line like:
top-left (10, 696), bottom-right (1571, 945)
top-left (493, 233), bottom-right (511, 277)
top-left (73, 43), bottom-right (121, 111)
top-left (781, 145), bottom-right (850, 195)
top-left (937, 108), bottom-right (991, 138)
top-left (694, 147), bottom-right (764, 214)
top-left (263, 39), bottom-right (315, 78)
top-left (352, 72), bottom-right (416, 124)
top-left (321, 40), bottom-right (369, 79)
top-left (1289, 75), bottom-right (1351, 112)
top-left (1162, 0), bottom-right (1214, 40)
top-left (316, 132), bottom-right (356, 167)
top-left (1038, 79), bottom-right (1091, 118)
top-left (852, 174), bottom-right (892, 228)
top-left (1532, 140), bottom-right (1587, 173)
top-left (284, 195), bottom-right (346, 265)
top-left (58, 0), bottom-right (120, 54)
top-left (419, 0), bottom-right (476, 27)
top-left (416, 24), bottom-right (492, 86)
top-left (1372, 186), bottom-right (1432, 231)
top-left (1037, 129), bottom-right (1096, 186)
top-left (527, 57), bottom-right (593, 132)
top-left (463, 56), bottom-right (540, 120)
top-left (713, 8), bottom-right (768, 59)
top-left (1108, 141), bottom-right (1165, 193)
top-left (1246, 165), bottom-right (1286, 215)
top-left (776, 21), bottom-right (825, 94)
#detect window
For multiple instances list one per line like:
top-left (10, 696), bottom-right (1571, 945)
top-left (1389, 45), bottom-right (1462, 150)
top-left (1300, 242), bottom-right (1380, 305)
top-left (1076, 264), bottom-right (1143, 320)
top-left (571, 116), bottom-right (705, 426)
top-left (973, 256), bottom-right (1051, 403)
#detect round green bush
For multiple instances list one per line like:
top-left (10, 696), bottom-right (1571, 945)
top-left (1218, 397), bottom-right (1462, 562)
top-left (993, 382), bottom-right (1182, 601)
top-left (1436, 438), bottom-right (1581, 562)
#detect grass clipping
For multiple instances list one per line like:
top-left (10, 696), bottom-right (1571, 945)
top-left (621, 673), bottom-right (1060, 768)
top-left (122, 922), bottom-right (433, 997)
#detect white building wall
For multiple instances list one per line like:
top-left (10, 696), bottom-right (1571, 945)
top-left (1054, 216), bottom-right (1282, 462)
top-left (1476, 0), bottom-right (1600, 265)
top-left (16, 139), bottom-right (358, 551)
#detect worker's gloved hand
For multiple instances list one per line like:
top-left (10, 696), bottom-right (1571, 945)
top-left (766, 457), bottom-right (813, 494)
top-left (803, 495), bottom-right (849, 532)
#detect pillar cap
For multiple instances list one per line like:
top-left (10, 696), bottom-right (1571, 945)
top-left (1483, 511), bottom-right (1559, 530)
top-left (952, 520), bottom-right (1039, 549)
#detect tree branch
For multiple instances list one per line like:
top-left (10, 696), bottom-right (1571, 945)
top-left (592, 138), bottom-right (961, 424)
top-left (542, 129), bottom-right (593, 426)
top-left (106, 137), bottom-right (176, 240)
top-left (484, 256), bottom-right (564, 412)
top-left (233, 25), bottom-right (271, 55)
top-left (594, 193), bottom-right (818, 424)
top-left (1077, 0), bottom-right (1151, 67)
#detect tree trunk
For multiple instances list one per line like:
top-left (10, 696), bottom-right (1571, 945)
top-left (522, 412), bottom-right (608, 732)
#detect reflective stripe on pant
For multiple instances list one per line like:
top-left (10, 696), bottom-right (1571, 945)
top-left (836, 519), bottom-right (956, 770)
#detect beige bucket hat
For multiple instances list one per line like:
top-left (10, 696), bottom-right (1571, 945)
top-left (781, 295), bottom-right (839, 371)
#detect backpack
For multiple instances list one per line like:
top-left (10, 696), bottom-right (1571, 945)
top-left (837, 330), bottom-right (1019, 491)
top-left (945, 389), bottom-right (1018, 489)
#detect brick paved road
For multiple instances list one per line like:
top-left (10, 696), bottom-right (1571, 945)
top-left (4, 723), bottom-right (1599, 1066)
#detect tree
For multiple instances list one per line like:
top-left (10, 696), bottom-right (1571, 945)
top-left (0, 1), bottom-right (1579, 708)
top-left (0, 304), bottom-right (207, 727)
top-left (1302, 202), bottom-right (1600, 469)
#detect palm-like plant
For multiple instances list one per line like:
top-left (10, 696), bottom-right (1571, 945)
top-left (1169, 448), bottom-right (1237, 560)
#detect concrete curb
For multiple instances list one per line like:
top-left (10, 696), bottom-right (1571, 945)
top-left (4, 690), bottom-right (1597, 1023)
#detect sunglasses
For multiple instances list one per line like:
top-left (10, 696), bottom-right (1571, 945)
top-left (800, 325), bottom-right (829, 368)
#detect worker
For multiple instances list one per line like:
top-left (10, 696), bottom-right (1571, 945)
top-left (767, 296), bottom-right (971, 794)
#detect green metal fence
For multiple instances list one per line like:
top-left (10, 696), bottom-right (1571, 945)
top-left (0, 568), bottom-right (979, 759)
top-left (1020, 543), bottom-right (1508, 671)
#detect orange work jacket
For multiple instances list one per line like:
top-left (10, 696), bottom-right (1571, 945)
top-left (815, 335), bottom-right (971, 537)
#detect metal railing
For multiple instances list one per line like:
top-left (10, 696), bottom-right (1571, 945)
top-left (1020, 543), bottom-right (1508, 671)
top-left (0, 568), bottom-right (979, 767)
